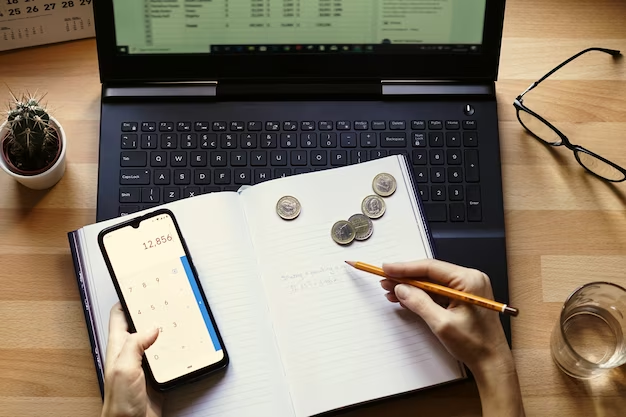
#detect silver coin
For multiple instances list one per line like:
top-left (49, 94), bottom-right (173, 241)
top-left (276, 196), bottom-right (301, 220)
top-left (331, 220), bottom-right (356, 245)
top-left (373, 173), bottom-right (397, 197)
top-left (348, 214), bottom-right (373, 241)
top-left (361, 195), bottom-right (386, 219)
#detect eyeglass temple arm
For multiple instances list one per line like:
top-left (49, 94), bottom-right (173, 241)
top-left (516, 47), bottom-right (622, 100)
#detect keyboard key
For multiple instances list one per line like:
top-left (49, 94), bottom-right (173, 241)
top-left (159, 122), bottom-right (174, 132)
top-left (163, 187), bottom-right (181, 203)
top-left (283, 121), bottom-right (298, 131)
top-left (351, 150), bottom-right (369, 164)
top-left (203, 186), bottom-right (221, 194)
top-left (230, 151), bottom-right (246, 166)
top-left (214, 169), bottom-right (230, 184)
top-left (412, 132), bottom-right (426, 147)
top-left (463, 120), bottom-right (477, 130)
top-left (430, 150), bottom-right (444, 165)
top-left (413, 149), bottom-right (427, 165)
top-left (234, 169), bottom-right (252, 185)
top-left (141, 122), bottom-right (156, 132)
top-left (389, 121), bottom-right (406, 130)
top-left (266, 121), bottom-right (280, 131)
top-left (447, 149), bottom-right (462, 165)
top-left (195, 170), bottom-right (211, 185)
top-left (431, 185), bottom-right (446, 201)
top-left (141, 187), bottom-right (160, 203)
top-left (429, 120), bottom-right (443, 130)
top-left (241, 133), bottom-right (258, 149)
top-left (160, 134), bottom-right (177, 149)
top-left (200, 133), bottom-right (217, 149)
top-left (194, 121), bottom-right (210, 131)
top-left (371, 150), bottom-right (388, 160)
top-left (190, 151), bottom-right (208, 167)
top-left (413, 167), bottom-right (428, 183)
top-left (248, 121), bottom-right (263, 131)
top-left (177, 122), bottom-right (192, 132)
top-left (291, 150), bottom-right (307, 166)
top-left (254, 169), bottom-right (271, 183)
top-left (465, 150), bottom-right (480, 182)
top-left (360, 132), bottom-right (376, 147)
top-left (170, 152), bottom-right (187, 167)
top-left (320, 133), bottom-right (338, 148)
top-left (301, 121), bottom-right (315, 131)
top-left (450, 203), bottom-right (466, 222)
top-left (212, 121), bottom-right (227, 131)
top-left (311, 150), bottom-right (328, 166)
top-left (141, 134), bottom-right (158, 149)
top-left (411, 120), bottom-right (426, 130)
top-left (274, 168), bottom-right (292, 178)
top-left (154, 169), bottom-right (171, 185)
top-left (331, 151), bottom-right (348, 166)
top-left (251, 151), bottom-right (268, 166)
top-left (354, 121), bottom-right (369, 130)
top-left (121, 134), bottom-right (138, 149)
top-left (467, 185), bottom-right (482, 221)
top-left (418, 185), bottom-right (429, 201)
top-left (381, 132), bottom-right (407, 147)
top-left (119, 206), bottom-right (140, 216)
top-left (210, 151), bottom-right (227, 167)
top-left (424, 203), bottom-right (447, 222)
top-left (340, 133), bottom-right (357, 148)
top-left (119, 188), bottom-right (140, 203)
top-left (120, 169), bottom-right (150, 185)
top-left (121, 122), bottom-right (138, 132)
top-left (463, 131), bottom-right (479, 147)
top-left (448, 167), bottom-right (463, 183)
top-left (174, 169), bottom-right (191, 185)
top-left (446, 120), bottom-right (460, 130)
top-left (318, 121), bottom-right (333, 130)
top-left (336, 121), bottom-right (351, 130)
top-left (150, 151), bottom-right (167, 167)
top-left (221, 133), bottom-right (238, 149)
top-left (301, 133), bottom-right (317, 148)
top-left (280, 133), bottom-right (297, 148)
top-left (230, 121), bottom-right (245, 131)
top-left (180, 133), bottom-right (197, 149)
top-left (261, 133), bottom-right (278, 148)
top-left (429, 132), bottom-right (444, 147)
top-left (431, 167), bottom-right (445, 183)
top-left (184, 187), bottom-right (202, 198)
top-left (271, 150), bottom-right (288, 166)
top-left (372, 121), bottom-right (386, 130)
top-left (446, 132), bottom-right (461, 147)
top-left (449, 185), bottom-right (464, 201)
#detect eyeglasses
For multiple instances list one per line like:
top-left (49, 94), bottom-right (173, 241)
top-left (513, 47), bottom-right (625, 182)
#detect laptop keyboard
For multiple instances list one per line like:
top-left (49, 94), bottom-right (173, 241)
top-left (118, 119), bottom-right (482, 223)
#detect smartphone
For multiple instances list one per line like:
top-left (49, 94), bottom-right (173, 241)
top-left (98, 209), bottom-right (228, 391)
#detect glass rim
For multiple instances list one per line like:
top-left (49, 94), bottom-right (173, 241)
top-left (515, 105), bottom-right (567, 147)
top-left (558, 281), bottom-right (626, 366)
top-left (573, 148), bottom-right (626, 182)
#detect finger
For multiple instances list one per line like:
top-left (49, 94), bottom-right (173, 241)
top-left (383, 259), bottom-right (470, 287)
top-left (380, 279), bottom-right (398, 292)
top-left (106, 303), bottom-right (129, 364)
top-left (394, 284), bottom-right (447, 331)
top-left (385, 292), bottom-right (399, 303)
top-left (117, 327), bottom-right (159, 371)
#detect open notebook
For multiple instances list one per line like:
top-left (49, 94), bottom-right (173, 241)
top-left (68, 155), bottom-right (466, 417)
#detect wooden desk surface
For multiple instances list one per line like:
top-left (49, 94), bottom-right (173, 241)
top-left (1, 0), bottom-right (625, 415)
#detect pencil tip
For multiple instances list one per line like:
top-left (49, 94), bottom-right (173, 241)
top-left (345, 261), bottom-right (356, 267)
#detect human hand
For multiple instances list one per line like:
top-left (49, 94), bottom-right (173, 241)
top-left (101, 303), bottom-right (162, 417)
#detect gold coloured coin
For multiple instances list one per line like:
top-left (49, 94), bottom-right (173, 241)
top-left (276, 196), bottom-right (301, 220)
top-left (348, 214), bottom-right (374, 241)
top-left (331, 220), bottom-right (356, 245)
top-left (372, 173), bottom-right (397, 197)
top-left (361, 195), bottom-right (386, 219)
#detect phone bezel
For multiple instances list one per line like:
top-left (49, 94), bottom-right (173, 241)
top-left (97, 208), bottom-right (229, 392)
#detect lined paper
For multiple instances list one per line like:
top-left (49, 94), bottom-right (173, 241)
top-left (242, 157), bottom-right (464, 417)
top-left (81, 193), bottom-right (294, 417)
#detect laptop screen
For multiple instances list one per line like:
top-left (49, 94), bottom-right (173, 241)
top-left (113, 0), bottom-right (487, 56)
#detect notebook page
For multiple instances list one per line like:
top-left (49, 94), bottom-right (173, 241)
top-left (241, 156), bottom-right (465, 417)
top-left (79, 193), bottom-right (294, 417)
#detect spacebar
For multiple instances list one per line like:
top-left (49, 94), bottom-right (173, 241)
top-left (424, 203), bottom-right (447, 222)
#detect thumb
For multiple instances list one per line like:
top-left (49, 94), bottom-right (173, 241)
top-left (395, 284), bottom-right (446, 331)
top-left (117, 327), bottom-right (159, 369)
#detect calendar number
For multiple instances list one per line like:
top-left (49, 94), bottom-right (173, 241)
top-left (44, 3), bottom-right (56, 10)
top-left (8, 7), bottom-right (20, 15)
top-left (62, 1), bottom-right (74, 7)
top-left (80, 0), bottom-right (92, 4)
top-left (26, 6), bottom-right (38, 13)
top-left (6, 0), bottom-right (18, 4)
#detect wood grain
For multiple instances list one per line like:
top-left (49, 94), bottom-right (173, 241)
top-left (1, 0), bottom-right (625, 415)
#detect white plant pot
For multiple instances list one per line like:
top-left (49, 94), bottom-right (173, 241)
top-left (0, 117), bottom-right (67, 190)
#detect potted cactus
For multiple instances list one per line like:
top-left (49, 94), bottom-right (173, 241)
top-left (0, 92), bottom-right (67, 189)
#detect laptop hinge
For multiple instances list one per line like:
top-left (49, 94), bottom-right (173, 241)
top-left (103, 83), bottom-right (218, 99)
top-left (381, 81), bottom-right (494, 96)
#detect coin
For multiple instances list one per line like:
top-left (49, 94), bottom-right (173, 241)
top-left (276, 196), bottom-right (301, 220)
top-left (348, 214), bottom-right (373, 241)
top-left (372, 173), bottom-right (397, 197)
top-left (361, 195), bottom-right (386, 219)
top-left (331, 220), bottom-right (356, 245)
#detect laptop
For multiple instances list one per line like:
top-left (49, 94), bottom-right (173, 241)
top-left (93, 0), bottom-right (511, 341)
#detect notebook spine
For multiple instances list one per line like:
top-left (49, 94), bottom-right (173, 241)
top-left (68, 231), bottom-right (105, 398)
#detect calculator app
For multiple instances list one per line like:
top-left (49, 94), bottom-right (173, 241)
top-left (102, 213), bottom-right (224, 384)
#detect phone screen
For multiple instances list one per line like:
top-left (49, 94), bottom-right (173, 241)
top-left (100, 211), bottom-right (225, 386)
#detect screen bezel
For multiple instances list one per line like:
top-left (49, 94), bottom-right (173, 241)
top-left (94, 0), bottom-right (506, 83)
top-left (97, 208), bottom-right (229, 392)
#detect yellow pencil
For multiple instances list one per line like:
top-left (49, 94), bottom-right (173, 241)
top-left (345, 261), bottom-right (519, 317)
